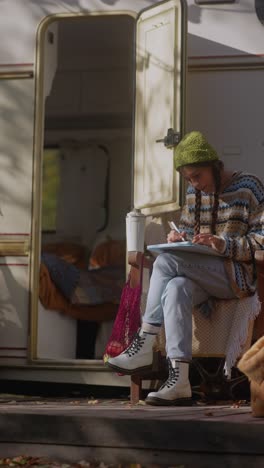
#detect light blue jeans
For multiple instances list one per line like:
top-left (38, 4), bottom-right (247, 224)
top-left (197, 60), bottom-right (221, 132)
top-left (143, 252), bottom-right (237, 361)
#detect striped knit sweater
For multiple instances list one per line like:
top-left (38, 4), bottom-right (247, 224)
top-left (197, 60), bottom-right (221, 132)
top-left (179, 172), bottom-right (264, 297)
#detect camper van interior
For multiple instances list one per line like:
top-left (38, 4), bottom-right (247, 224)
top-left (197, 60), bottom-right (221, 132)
top-left (37, 15), bottom-right (135, 361)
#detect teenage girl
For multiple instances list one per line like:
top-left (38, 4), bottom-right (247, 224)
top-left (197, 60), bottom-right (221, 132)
top-left (107, 131), bottom-right (264, 406)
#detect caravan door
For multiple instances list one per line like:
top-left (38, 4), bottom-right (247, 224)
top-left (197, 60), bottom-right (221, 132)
top-left (134, 0), bottom-right (187, 215)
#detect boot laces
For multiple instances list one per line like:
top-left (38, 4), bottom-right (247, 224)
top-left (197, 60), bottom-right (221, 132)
top-left (125, 332), bottom-right (146, 358)
top-left (160, 359), bottom-right (180, 389)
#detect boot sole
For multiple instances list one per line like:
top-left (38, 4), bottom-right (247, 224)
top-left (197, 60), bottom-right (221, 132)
top-left (145, 396), bottom-right (193, 406)
top-left (106, 362), bottom-right (153, 375)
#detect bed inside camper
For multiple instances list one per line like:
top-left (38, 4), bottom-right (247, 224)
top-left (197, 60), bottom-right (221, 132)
top-left (37, 15), bottom-right (135, 361)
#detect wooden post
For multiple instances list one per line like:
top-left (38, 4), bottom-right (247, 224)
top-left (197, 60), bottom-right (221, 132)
top-left (130, 375), bottom-right (142, 404)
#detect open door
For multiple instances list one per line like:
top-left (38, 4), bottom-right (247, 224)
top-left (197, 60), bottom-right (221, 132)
top-left (134, 0), bottom-right (187, 215)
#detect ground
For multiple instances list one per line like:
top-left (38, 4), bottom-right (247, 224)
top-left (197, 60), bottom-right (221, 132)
top-left (0, 393), bottom-right (262, 468)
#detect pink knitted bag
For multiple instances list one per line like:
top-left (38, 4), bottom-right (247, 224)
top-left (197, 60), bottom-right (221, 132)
top-left (104, 260), bottom-right (143, 360)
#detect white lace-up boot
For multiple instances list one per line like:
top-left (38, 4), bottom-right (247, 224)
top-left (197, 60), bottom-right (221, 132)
top-left (145, 358), bottom-right (192, 406)
top-left (106, 329), bottom-right (157, 374)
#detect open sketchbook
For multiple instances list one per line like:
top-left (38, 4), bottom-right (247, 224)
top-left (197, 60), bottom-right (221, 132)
top-left (147, 241), bottom-right (225, 257)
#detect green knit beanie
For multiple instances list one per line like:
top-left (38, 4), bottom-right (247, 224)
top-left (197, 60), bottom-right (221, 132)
top-left (174, 131), bottom-right (218, 171)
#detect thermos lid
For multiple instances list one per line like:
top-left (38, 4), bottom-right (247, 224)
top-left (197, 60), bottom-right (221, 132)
top-left (126, 209), bottom-right (145, 218)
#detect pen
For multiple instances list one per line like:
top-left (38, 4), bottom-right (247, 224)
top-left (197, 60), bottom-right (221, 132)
top-left (168, 221), bottom-right (181, 234)
top-left (168, 221), bottom-right (185, 241)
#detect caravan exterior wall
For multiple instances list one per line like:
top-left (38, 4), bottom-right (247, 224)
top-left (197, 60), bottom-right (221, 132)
top-left (186, 1), bottom-right (264, 177)
top-left (0, 0), bottom-right (263, 384)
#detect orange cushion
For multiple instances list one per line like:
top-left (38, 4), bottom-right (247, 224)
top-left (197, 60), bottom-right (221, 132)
top-left (89, 239), bottom-right (126, 269)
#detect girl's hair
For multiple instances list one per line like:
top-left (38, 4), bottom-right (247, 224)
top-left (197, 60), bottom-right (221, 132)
top-left (182, 160), bottom-right (224, 236)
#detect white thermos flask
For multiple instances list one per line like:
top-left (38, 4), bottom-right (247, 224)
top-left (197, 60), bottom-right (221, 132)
top-left (126, 209), bottom-right (146, 253)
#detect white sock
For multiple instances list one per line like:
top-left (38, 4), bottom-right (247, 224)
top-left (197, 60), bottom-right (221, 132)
top-left (141, 322), bottom-right (161, 335)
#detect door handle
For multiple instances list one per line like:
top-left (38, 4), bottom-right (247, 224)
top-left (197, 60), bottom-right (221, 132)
top-left (156, 128), bottom-right (180, 149)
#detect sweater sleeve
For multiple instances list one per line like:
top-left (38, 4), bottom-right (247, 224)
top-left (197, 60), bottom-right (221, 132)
top-left (223, 197), bottom-right (264, 262)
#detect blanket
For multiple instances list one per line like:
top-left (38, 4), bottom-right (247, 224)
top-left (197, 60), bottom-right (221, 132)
top-left (41, 252), bottom-right (124, 305)
top-left (39, 263), bottom-right (118, 322)
top-left (41, 253), bottom-right (80, 301)
top-left (72, 267), bottom-right (125, 305)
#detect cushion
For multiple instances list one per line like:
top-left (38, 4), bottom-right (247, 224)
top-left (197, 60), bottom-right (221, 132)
top-left (89, 239), bottom-right (126, 269)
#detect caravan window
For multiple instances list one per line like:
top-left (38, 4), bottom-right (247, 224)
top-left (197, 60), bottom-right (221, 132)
top-left (42, 147), bottom-right (60, 232)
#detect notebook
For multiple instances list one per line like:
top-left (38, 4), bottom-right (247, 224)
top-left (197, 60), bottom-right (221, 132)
top-left (147, 241), bottom-right (225, 257)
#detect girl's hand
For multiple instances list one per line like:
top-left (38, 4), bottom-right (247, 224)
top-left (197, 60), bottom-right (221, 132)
top-left (167, 230), bottom-right (187, 243)
top-left (192, 233), bottom-right (226, 253)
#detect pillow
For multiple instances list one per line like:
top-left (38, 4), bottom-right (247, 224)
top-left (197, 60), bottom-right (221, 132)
top-left (89, 239), bottom-right (126, 269)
